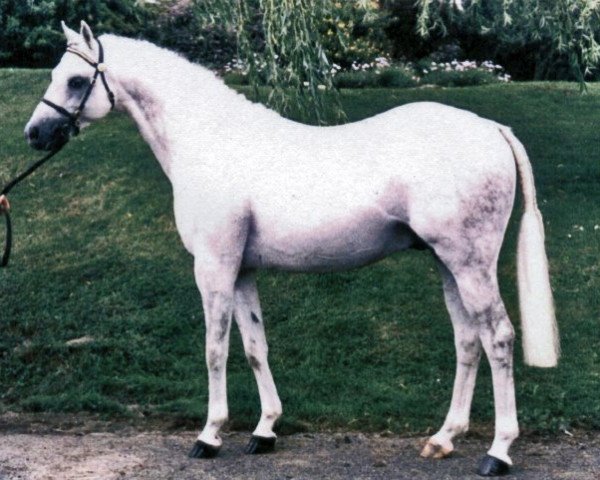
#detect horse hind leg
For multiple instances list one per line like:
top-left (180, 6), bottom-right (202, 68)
top-left (233, 271), bottom-right (282, 454)
top-left (439, 259), bottom-right (518, 476)
top-left (421, 261), bottom-right (482, 460)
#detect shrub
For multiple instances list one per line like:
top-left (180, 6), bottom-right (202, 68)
top-left (421, 69), bottom-right (499, 87)
top-left (332, 67), bottom-right (418, 89)
top-left (377, 67), bottom-right (418, 88)
top-left (420, 60), bottom-right (511, 87)
top-left (222, 72), bottom-right (250, 86)
top-left (333, 70), bottom-right (378, 89)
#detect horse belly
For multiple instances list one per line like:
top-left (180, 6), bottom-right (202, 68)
top-left (242, 209), bottom-right (420, 272)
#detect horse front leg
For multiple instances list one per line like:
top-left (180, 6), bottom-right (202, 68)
top-left (233, 271), bottom-right (282, 454)
top-left (188, 259), bottom-right (238, 459)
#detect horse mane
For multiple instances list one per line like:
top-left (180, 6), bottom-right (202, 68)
top-left (100, 33), bottom-right (283, 124)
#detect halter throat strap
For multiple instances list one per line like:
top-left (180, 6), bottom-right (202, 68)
top-left (42, 37), bottom-right (115, 132)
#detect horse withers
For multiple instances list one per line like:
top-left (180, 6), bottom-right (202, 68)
top-left (22, 21), bottom-right (559, 476)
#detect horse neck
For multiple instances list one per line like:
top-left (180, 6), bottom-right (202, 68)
top-left (103, 35), bottom-right (277, 179)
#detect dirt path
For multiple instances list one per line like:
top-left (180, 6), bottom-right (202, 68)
top-left (0, 414), bottom-right (598, 480)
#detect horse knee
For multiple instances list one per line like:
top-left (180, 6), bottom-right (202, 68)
top-left (206, 345), bottom-right (228, 372)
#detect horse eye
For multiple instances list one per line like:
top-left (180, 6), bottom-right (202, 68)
top-left (68, 76), bottom-right (88, 89)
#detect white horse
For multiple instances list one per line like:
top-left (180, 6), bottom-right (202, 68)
top-left (24, 22), bottom-right (559, 476)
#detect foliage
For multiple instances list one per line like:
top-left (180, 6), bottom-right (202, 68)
top-left (375, 66), bottom-right (418, 88)
top-left (332, 67), bottom-right (417, 89)
top-left (420, 66), bottom-right (498, 87)
top-left (1, 71), bottom-right (600, 433)
top-left (0, 0), bottom-right (152, 67)
top-left (418, 59), bottom-right (510, 87)
top-left (416, 0), bottom-right (600, 82)
top-left (311, 58), bottom-right (508, 89)
top-left (138, 0), bottom-right (237, 68)
top-left (320, 1), bottom-right (391, 68)
top-left (159, 0), bottom-right (392, 122)
top-left (188, 0), bottom-right (345, 125)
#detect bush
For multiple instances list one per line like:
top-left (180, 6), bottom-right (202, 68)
top-left (420, 60), bottom-right (510, 87)
top-left (377, 67), bottom-right (418, 88)
top-left (421, 69), bottom-right (499, 87)
top-left (333, 70), bottom-right (378, 89)
top-left (222, 72), bottom-right (250, 86)
top-left (333, 64), bottom-right (418, 89)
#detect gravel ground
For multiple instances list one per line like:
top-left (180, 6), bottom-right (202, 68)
top-left (0, 414), bottom-right (598, 480)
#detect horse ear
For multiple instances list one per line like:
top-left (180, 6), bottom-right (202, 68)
top-left (61, 21), bottom-right (80, 46)
top-left (80, 21), bottom-right (95, 50)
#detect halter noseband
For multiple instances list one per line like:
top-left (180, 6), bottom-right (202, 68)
top-left (42, 37), bottom-right (115, 135)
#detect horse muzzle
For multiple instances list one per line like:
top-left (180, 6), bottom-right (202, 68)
top-left (25, 117), bottom-right (78, 151)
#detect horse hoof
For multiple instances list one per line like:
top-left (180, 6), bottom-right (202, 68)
top-left (188, 440), bottom-right (220, 459)
top-left (477, 454), bottom-right (510, 476)
top-left (245, 435), bottom-right (276, 454)
top-left (420, 439), bottom-right (453, 458)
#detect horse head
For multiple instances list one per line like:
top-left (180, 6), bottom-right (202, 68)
top-left (24, 21), bottom-right (115, 151)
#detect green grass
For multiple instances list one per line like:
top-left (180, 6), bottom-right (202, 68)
top-left (1, 71), bottom-right (599, 435)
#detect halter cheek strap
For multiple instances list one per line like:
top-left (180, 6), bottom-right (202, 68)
top-left (42, 37), bottom-right (115, 134)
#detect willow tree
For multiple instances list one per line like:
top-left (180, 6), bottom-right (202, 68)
top-left (416, 0), bottom-right (600, 83)
top-left (192, 0), bottom-right (357, 125)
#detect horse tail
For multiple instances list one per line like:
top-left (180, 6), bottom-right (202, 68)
top-left (498, 125), bottom-right (559, 368)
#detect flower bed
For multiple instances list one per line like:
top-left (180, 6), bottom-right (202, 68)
top-left (221, 56), bottom-right (511, 89)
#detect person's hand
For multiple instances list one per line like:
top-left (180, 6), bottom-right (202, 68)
top-left (0, 195), bottom-right (10, 215)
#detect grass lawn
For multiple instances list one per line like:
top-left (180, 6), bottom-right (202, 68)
top-left (0, 71), bottom-right (598, 435)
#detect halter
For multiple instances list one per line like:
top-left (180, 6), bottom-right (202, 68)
top-left (1, 37), bottom-right (115, 267)
top-left (42, 37), bottom-right (115, 135)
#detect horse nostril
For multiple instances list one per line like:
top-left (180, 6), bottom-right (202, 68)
top-left (28, 126), bottom-right (40, 141)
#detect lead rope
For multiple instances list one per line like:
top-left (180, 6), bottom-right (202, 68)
top-left (1, 146), bottom-right (65, 266)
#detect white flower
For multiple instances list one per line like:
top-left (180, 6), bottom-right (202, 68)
top-left (317, 84), bottom-right (326, 90)
top-left (303, 81), bottom-right (309, 87)
top-left (374, 56), bottom-right (391, 68)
